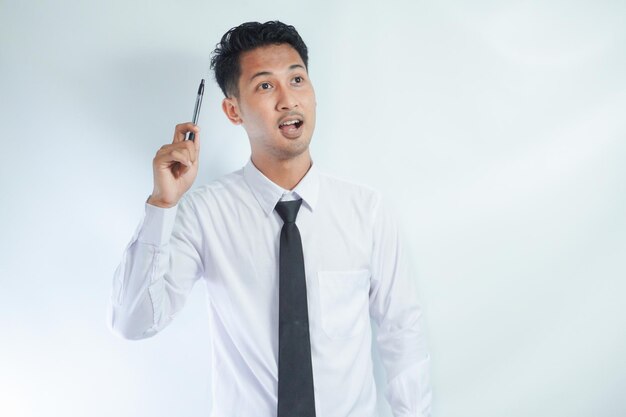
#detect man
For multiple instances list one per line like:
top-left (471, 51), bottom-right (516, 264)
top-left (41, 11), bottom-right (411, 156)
top-left (111, 21), bottom-right (431, 417)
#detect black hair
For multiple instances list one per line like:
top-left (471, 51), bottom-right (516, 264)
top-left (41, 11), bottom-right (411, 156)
top-left (210, 21), bottom-right (309, 97)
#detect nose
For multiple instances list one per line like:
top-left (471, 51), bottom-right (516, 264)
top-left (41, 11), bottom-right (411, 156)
top-left (276, 86), bottom-right (298, 111)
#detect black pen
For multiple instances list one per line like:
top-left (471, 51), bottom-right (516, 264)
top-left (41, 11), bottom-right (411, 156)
top-left (187, 79), bottom-right (205, 141)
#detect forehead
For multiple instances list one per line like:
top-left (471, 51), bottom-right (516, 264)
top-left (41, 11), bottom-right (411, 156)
top-left (239, 44), bottom-right (305, 77)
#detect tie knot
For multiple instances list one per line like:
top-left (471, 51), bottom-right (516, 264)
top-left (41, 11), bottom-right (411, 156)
top-left (275, 199), bottom-right (302, 224)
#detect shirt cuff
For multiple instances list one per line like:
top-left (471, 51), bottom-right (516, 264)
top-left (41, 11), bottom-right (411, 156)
top-left (137, 202), bottom-right (179, 246)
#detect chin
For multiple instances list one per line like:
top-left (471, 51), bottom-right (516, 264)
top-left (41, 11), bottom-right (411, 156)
top-left (272, 139), bottom-right (311, 161)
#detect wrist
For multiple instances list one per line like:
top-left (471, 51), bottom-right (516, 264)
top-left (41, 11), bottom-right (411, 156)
top-left (146, 194), bottom-right (177, 209)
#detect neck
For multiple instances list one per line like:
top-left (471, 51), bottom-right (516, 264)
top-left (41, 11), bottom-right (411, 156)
top-left (251, 151), bottom-right (312, 190)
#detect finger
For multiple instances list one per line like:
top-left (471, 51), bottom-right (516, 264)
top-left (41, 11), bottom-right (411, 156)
top-left (188, 125), bottom-right (200, 143)
top-left (173, 123), bottom-right (188, 143)
top-left (158, 141), bottom-right (194, 163)
top-left (169, 149), bottom-right (192, 167)
top-left (173, 122), bottom-right (199, 143)
top-left (193, 130), bottom-right (201, 153)
top-left (182, 139), bottom-right (198, 163)
top-left (155, 147), bottom-right (192, 168)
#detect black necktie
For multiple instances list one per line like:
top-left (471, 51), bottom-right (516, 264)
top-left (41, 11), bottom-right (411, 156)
top-left (275, 199), bottom-right (316, 417)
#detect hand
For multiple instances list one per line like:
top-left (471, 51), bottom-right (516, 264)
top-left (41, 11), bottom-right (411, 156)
top-left (147, 122), bottom-right (200, 208)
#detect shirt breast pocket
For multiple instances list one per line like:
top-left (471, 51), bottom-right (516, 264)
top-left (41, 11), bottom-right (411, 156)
top-left (317, 269), bottom-right (371, 339)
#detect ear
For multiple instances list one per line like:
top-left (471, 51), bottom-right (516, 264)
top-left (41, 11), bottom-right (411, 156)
top-left (222, 97), bottom-right (242, 125)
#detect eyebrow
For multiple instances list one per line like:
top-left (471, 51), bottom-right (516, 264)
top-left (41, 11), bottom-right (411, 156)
top-left (249, 64), bottom-right (306, 83)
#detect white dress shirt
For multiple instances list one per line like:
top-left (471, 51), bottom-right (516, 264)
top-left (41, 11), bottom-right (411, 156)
top-left (110, 159), bottom-right (431, 417)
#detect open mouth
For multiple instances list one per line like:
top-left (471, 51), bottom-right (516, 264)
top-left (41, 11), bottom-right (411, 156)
top-left (279, 119), bottom-right (303, 130)
top-left (278, 118), bottom-right (304, 137)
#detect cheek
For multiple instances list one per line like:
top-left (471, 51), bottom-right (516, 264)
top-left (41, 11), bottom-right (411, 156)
top-left (243, 110), bottom-right (275, 136)
top-left (304, 90), bottom-right (316, 108)
top-left (242, 99), bottom-right (272, 124)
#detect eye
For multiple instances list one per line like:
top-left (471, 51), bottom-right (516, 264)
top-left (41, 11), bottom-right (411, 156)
top-left (259, 82), bottom-right (272, 90)
top-left (293, 76), bottom-right (303, 84)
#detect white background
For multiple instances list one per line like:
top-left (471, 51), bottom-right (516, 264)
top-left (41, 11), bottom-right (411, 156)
top-left (1, 1), bottom-right (625, 416)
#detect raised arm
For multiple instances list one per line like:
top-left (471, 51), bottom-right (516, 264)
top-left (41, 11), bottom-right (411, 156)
top-left (110, 123), bottom-right (204, 339)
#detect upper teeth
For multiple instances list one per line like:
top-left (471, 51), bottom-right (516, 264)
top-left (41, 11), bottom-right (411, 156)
top-left (281, 120), bottom-right (300, 126)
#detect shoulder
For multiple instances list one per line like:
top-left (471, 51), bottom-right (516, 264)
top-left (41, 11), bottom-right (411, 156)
top-left (180, 167), bottom-right (246, 209)
top-left (316, 170), bottom-right (385, 224)
top-left (318, 171), bottom-right (381, 203)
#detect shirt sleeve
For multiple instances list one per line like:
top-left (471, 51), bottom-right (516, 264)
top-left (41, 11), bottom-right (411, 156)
top-left (368, 193), bottom-right (432, 417)
top-left (109, 196), bottom-right (204, 340)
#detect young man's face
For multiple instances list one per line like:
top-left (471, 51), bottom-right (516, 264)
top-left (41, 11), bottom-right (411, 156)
top-left (222, 43), bottom-right (316, 163)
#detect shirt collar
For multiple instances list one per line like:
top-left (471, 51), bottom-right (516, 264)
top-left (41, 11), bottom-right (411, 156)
top-left (243, 158), bottom-right (319, 216)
